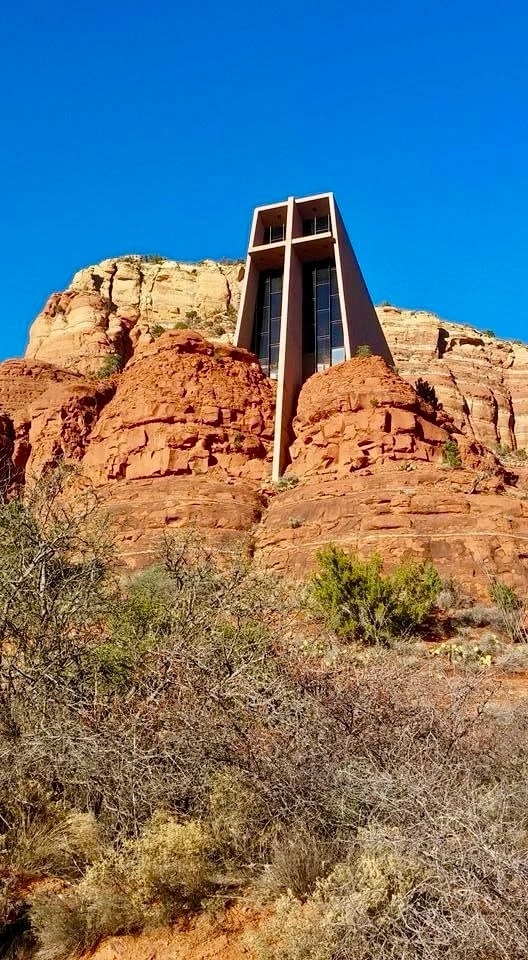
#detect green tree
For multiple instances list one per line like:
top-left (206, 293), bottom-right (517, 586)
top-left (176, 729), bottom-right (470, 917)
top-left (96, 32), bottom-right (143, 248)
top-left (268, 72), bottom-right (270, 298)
top-left (308, 545), bottom-right (440, 645)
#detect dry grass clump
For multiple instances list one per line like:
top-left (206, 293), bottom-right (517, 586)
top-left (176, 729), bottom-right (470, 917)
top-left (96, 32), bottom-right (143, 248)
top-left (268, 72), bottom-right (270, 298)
top-left (8, 809), bottom-right (101, 881)
top-left (30, 816), bottom-right (218, 959)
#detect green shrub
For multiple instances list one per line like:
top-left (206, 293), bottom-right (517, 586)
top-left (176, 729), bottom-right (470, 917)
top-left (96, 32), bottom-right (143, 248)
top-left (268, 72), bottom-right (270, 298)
top-left (415, 377), bottom-right (441, 410)
top-left (483, 328), bottom-right (496, 338)
top-left (140, 254), bottom-right (166, 264)
top-left (308, 546), bottom-right (440, 645)
top-left (495, 442), bottom-right (511, 457)
top-left (354, 344), bottom-right (372, 358)
top-left (94, 353), bottom-right (122, 379)
top-left (150, 323), bottom-right (165, 339)
top-left (490, 578), bottom-right (521, 613)
top-left (442, 438), bottom-right (462, 468)
top-left (274, 475), bottom-right (299, 492)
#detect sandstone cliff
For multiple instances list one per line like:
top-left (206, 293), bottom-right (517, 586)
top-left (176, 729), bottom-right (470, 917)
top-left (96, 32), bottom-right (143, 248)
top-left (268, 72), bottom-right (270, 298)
top-left (4, 325), bottom-right (528, 592)
top-left (26, 257), bottom-right (528, 453)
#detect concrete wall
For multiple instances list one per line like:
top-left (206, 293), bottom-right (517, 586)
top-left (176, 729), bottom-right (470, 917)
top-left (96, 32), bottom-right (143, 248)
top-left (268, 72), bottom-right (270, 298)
top-left (331, 198), bottom-right (393, 366)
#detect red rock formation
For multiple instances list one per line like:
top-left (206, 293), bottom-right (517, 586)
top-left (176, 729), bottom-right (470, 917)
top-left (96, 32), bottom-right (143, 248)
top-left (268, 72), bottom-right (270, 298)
top-left (254, 357), bottom-right (528, 595)
top-left (81, 330), bottom-right (275, 484)
top-left (2, 333), bottom-right (528, 591)
top-left (0, 359), bottom-right (114, 483)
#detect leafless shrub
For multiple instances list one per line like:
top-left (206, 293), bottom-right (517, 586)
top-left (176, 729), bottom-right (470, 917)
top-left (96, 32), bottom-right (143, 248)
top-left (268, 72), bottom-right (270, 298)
top-left (1, 487), bottom-right (528, 958)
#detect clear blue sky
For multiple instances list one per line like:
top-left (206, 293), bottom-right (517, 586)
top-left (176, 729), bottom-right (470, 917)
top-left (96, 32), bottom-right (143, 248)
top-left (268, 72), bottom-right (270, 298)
top-left (2, 0), bottom-right (527, 361)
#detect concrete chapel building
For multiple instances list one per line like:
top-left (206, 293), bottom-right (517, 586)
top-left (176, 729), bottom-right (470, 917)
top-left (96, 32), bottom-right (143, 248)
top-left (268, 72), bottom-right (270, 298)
top-left (234, 193), bottom-right (393, 480)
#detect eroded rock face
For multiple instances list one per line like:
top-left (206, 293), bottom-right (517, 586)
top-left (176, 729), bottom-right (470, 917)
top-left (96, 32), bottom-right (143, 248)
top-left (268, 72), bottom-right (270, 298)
top-left (12, 274), bottom-right (528, 589)
top-left (380, 305), bottom-right (528, 451)
top-left (0, 359), bottom-right (114, 483)
top-left (289, 355), bottom-right (498, 478)
top-left (26, 257), bottom-right (243, 376)
top-left (254, 358), bottom-right (528, 595)
top-left (0, 333), bottom-right (274, 569)
top-left (81, 331), bottom-right (275, 484)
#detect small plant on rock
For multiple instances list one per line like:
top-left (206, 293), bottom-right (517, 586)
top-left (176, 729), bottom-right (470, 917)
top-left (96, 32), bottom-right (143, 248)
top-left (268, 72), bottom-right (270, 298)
top-left (415, 378), bottom-right (441, 410)
top-left (274, 475), bottom-right (300, 492)
top-left (355, 344), bottom-right (372, 358)
top-left (442, 438), bottom-right (462, 469)
top-left (95, 353), bottom-right (123, 379)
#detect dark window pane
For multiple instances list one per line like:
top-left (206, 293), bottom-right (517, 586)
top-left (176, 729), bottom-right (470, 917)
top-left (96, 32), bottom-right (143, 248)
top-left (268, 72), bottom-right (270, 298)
top-left (315, 215), bottom-right (330, 233)
top-left (317, 338), bottom-right (331, 367)
top-left (331, 298), bottom-right (341, 323)
top-left (331, 320), bottom-right (344, 348)
top-left (252, 269), bottom-right (283, 377)
top-left (330, 269), bottom-right (339, 295)
top-left (270, 319), bottom-right (281, 345)
top-left (316, 284), bottom-right (329, 310)
top-left (270, 224), bottom-right (285, 242)
top-left (316, 265), bottom-right (329, 284)
top-left (270, 292), bottom-right (282, 318)
top-left (317, 309), bottom-right (330, 338)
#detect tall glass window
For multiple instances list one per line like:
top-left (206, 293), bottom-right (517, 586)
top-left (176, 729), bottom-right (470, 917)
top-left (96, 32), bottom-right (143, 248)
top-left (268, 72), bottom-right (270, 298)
top-left (302, 260), bottom-right (344, 375)
top-left (252, 270), bottom-right (283, 378)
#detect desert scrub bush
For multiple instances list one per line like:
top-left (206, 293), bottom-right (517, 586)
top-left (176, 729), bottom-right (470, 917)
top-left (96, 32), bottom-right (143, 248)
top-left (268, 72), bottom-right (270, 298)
top-left (354, 344), bottom-right (372, 358)
top-left (30, 886), bottom-right (137, 960)
top-left (258, 825), bottom-right (339, 901)
top-left (251, 840), bottom-right (426, 960)
top-left (30, 817), bottom-right (217, 957)
top-left (140, 253), bottom-right (166, 264)
top-left (252, 813), bottom-right (528, 960)
top-left (489, 577), bottom-right (527, 642)
top-left (415, 377), bottom-right (441, 410)
top-left (149, 322), bottom-right (165, 339)
top-left (94, 352), bottom-right (122, 379)
top-left (308, 546), bottom-right (440, 645)
top-left (442, 437), bottom-right (462, 468)
top-left (274, 475), bottom-right (299, 491)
